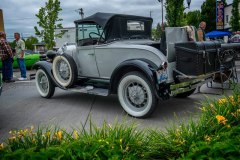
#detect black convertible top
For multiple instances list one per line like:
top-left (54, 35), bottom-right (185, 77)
top-left (74, 12), bottom-right (153, 29)
top-left (74, 12), bottom-right (153, 41)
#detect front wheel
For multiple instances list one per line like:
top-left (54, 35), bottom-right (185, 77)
top-left (118, 71), bottom-right (157, 118)
top-left (35, 69), bottom-right (55, 98)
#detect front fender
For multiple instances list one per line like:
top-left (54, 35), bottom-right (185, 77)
top-left (32, 61), bottom-right (65, 89)
top-left (110, 59), bottom-right (160, 98)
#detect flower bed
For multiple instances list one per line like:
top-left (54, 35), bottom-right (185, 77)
top-left (0, 86), bottom-right (240, 160)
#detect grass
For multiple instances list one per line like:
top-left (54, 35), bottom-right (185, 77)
top-left (0, 85), bottom-right (240, 159)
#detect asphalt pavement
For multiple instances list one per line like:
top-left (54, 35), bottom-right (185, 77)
top-left (0, 68), bottom-right (239, 142)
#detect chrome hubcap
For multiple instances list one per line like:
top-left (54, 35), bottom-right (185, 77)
top-left (126, 82), bottom-right (148, 108)
top-left (57, 60), bottom-right (70, 80)
top-left (39, 73), bottom-right (48, 92)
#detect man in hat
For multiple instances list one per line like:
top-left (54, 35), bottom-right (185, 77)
top-left (197, 21), bottom-right (206, 42)
top-left (0, 32), bottom-right (14, 83)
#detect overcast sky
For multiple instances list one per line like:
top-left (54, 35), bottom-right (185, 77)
top-left (1, 0), bottom-right (233, 41)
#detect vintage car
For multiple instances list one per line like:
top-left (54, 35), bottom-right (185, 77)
top-left (0, 50), bottom-right (40, 69)
top-left (33, 12), bottom-right (239, 118)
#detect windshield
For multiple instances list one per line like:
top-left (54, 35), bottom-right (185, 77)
top-left (77, 23), bottom-right (105, 46)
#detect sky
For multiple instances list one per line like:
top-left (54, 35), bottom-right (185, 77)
top-left (0, 0), bottom-right (233, 41)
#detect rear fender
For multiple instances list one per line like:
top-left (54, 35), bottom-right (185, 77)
top-left (110, 59), bottom-right (160, 98)
top-left (32, 61), bottom-right (65, 89)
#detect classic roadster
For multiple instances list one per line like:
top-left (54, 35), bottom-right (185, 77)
top-left (33, 12), bottom-right (239, 118)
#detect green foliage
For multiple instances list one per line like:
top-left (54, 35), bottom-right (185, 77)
top-left (183, 125), bottom-right (240, 159)
top-left (165, 0), bottom-right (185, 27)
top-left (0, 121), bottom-right (148, 160)
top-left (185, 10), bottom-right (202, 28)
top-left (201, 0), bottom-right (227, 32)
top-left (230, 0), bottom-right (240, 32)
top-left (25, 37), bottom-right (38, 50)
top-left (152, 23), bottom-right (162, 40)
top-left (34, 0), bottom-right (64, 50)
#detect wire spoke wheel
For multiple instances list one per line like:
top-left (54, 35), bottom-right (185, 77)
top-left (118, 71), bottom-right (157, 118)
top-left (36, 69), bottom-right (55, 98)
top-left (52, 54), bottom-right (77, 88)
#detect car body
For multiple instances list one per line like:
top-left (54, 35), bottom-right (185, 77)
top-left (33, 12), bottom-right (240, 118)
top-left (0, 50), bottom-right (40, 69)
top-left (228, 34), bottom-right (240, 43)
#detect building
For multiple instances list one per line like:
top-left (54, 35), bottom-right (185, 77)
top-left (55, 27), bottom-right (76, 48)
top-left (33, 42), bottom-right (46, 53)
top-left (224, 3), bottom-right (240, 30)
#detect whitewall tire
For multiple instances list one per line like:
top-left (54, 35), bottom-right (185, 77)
top-left (35, 69), bottom-right (55, 98)
top-left (118, 71), bottom-right (157, 118)
top-left (52, 54), bottom-right (77, 88)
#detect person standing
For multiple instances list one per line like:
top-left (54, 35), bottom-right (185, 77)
top-left (14, 32), bottom-right (27, 80)
top-left (0, 32), bottom-right (14, 83)
top-left (197, 21), bottom-right (206, 42)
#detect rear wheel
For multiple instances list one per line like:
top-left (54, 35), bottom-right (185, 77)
top-left (118, 71), bottom-right (157, 118)
top-left (52, 54), bottom-right (77, 88)
top-left (35, 69), bottom-right (55, 98)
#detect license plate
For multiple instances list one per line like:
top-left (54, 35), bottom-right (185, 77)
top-left (156, 70), bottom-right (168, 84)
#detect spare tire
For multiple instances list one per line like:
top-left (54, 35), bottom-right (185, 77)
top-left (52, 54), bottom-right (77, 88)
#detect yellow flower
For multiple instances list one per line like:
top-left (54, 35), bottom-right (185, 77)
top-left (9, 136), bottom-right (16, 141)
top-left (204, 135), bottom-right (211, 142)
top-left (73, 130), bottom-right (79, 139)
top-left (216, 115), bottom-right (227, 125)
top-left (0, 143), bottom-right (4, 150)
top-left (201, 107), bottom-right (206, 112)
top-left (46, 131), bottom-right (51, 138)
top-left (218, 98), bottom-right (227, 105)
top-left (227, 125), bottom-right (231, 128)
top-left (32, 139), bottom-right (36, 144)
top-left (237, 109), bottom-right (240, 113)
top-left (56, 131), bottom-right (63, 140)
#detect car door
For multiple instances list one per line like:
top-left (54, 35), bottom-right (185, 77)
top-left (76, 45), bottom-right (99, 78)
top-left (75, 23), bottom-right (101, 78)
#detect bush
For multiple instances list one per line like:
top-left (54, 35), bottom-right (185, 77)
top-left (0, 85), bottom-right (240, 160)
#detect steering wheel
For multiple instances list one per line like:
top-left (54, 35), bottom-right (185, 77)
top-left (89, 32), bottom-right (105, 44)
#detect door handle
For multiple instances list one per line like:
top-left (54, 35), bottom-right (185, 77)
top-left (88, 53), bottom-right (94, 56)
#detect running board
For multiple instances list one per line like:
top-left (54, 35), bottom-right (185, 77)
top-left (68, 86), bottom-right (109, 96)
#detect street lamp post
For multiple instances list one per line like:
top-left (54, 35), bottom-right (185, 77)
top-left (157, 0), bottom-right (164, 30)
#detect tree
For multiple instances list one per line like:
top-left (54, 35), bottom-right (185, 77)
top-left (185, 10), bottom-right (201, 28)
top-left (34, 0), bottom-right (64, 49)
top-left (201, 0), bottom-right (226, 32)
top-left (25, 36), bottom-right (38, 50)
top-left (152, 23), bottom-right (162, 40)
top-left (165, 0), bottom-right (185, 27)
top-left (230, 0), bottom-right (240, 32)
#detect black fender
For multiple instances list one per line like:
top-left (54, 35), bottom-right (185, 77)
top-left (32, 61), bottom-right (66, 90)
top-left (110, 59), bottom-right (160, 98)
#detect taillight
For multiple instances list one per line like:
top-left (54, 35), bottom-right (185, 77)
top-left (162, 61), bottom-right (168, 70)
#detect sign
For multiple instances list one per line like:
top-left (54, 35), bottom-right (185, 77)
top-left (216, 0), bottom-right (224, 30)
